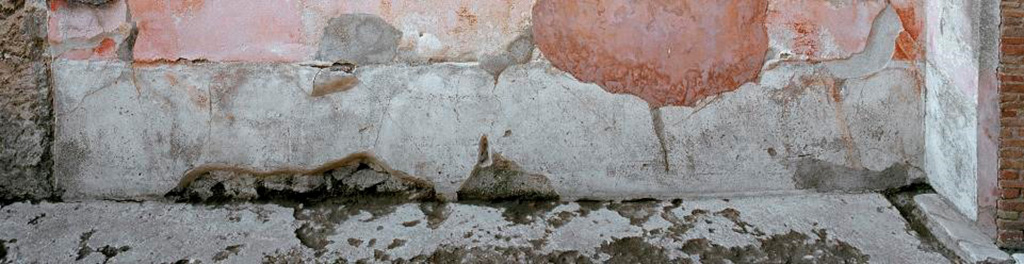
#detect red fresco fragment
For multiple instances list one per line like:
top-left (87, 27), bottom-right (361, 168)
top-left (127, 0), bottom-right (308, 62)
top-left (891, 0), bottom-right (924, 61)
top-left (532, 0), bottom-right (770, 107)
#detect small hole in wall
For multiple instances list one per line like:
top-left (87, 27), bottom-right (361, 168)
top-left (503, 130), bottom-right (512, 137)
top-left (767, 148), bottom-right (777, 157)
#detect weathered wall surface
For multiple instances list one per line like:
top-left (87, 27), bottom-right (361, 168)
top-left (42, 0), bottom-right (932, 201)
top-left (924, 0), bottom-right (981, 221)
top-left (0, 0), bottom-right (56, 202)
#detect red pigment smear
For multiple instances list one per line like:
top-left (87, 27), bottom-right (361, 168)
top-left (93, 38), bottom-right (116, 56)
top-left (892, 1), bottom-right (922, 60)
top-left (533, 0), bottom-right (769, 107)
top-left (50, 0), bottom-right (66, 11)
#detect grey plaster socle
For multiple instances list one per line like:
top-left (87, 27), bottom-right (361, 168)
top-left (52, 55), bottom-right (925, 201)
top-left (0, 193), bottom-right (951, 263)
top-left (913, 194), bottom-right (1010, 264)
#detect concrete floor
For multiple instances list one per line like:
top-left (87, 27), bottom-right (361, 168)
top-left (0, 193), bottom-right (950, 263)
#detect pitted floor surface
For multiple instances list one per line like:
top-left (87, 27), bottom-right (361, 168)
top-left (0, 193), bottom-right (949, 263)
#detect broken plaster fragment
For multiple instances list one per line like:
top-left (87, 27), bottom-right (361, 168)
top-left (457, 135), bottom-right (559, 201)
top-left (311, 69), bottom-right (359, 97)
top-left (165, 152), bottom-right (436, 203)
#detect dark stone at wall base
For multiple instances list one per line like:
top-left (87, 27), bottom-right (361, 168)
top-left (0, 0), bottom-right (57, 202)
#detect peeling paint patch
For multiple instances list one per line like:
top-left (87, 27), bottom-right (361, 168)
top-left (532, 0), bottom-right (769, 107)
top-left (766, 0), bottom-right (885, 61)
top-left (127, 0), bottom-right (307, 62)
top-left (315, 14), bottom-right (400, 65)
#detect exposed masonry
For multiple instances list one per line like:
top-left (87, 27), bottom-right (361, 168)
top-left (0, 0), bottom-right (57, 202)
top-left (999, 0), bottom-right (1024, 249)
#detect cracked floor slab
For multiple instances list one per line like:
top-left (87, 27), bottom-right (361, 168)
top-left (0, 193), bottom-right (949, 263)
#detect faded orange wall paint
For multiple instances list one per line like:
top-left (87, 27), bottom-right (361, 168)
top-left (532, 0), bottom-right (769, 107)
top-left (128, 0), bottom-right (309, 62)
top-left (891, 0), bottom-right (924, 61)
top-left (766, 0), bottom-right (885, 61)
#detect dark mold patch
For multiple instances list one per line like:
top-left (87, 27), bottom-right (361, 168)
top-left (315, 14), bottom-right (401, 65)
top-left (387, 239), bottom-right (406, 250)
top-left (715, 208), bottom-right (765, 235)
top-left (75, 230), bottom-right (95, 260)
top-left (418, 202), bottom-right (449, 229)
top-left (397, 246), bottom-right (593, 264)
top-left (546, 211), bottom-right (576, 228)
top-left (212, 244), bottom-right (244, 262)
top-left (0, 238), bottom-right (12, 260)
top-left (261, 248), bottom-right (305, 264)
top-left (167, 152), bottom-right (436, 254)
top-left (69, 0), bottom-right (113, 6)
top-left (598, 237), bottom-right (675, 264)
top-left (74, 230), bottom-right (131, 263)
top-left (27, 213), bottom-right (44, 225)
top-left (575, 199), bottom-right (604, 217)
top-left (793, 159), bottom-right (912, 192)
top-left (457, 135), bottom-right (559, 201)
top-left (681, 229), bottom-right (870, 263)
top-left (97, 245), bottom-right (131, 261)
top-left (607, 199), bottom-right (661, 226)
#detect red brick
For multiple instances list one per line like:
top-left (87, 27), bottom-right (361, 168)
top-left (1002, 180), bottom-right (1024, 189)
top-left (1003, 159), bottom-right (1024, 170)
top-left (1007, 37), bottom-right (1024, 45)
top-left (1005, 188), bottom-right (1022, 199)
top-left (1006, 140), bottom-right (1024, 148)
top-left (1003, 73), bottom-right (1024, 83)
top-left (1002, 170), bottom-right (1020, 180)
top-left (1000, 230), bottom-right (1024, 243)
top-left (1005, 83), bottom-right (1024, 93)
top-left (1000, 200), bottom-right (1024, 211)
top-left (1005, 149), bottom-right (1024, 159)
top-left (1006, 45), bottom-right (1024, 55)
top-left (1000, 219), bottom-right (1024, 230)
top-left (1000, 210), bottom-right (1021, 220)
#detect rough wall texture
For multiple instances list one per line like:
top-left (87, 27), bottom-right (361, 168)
top-left (0, 0), bottom-right (55, 202)
top-left (924, 0), bottom-right (991, 226)
top-left (41, 0), bottom-right (934, 202)
top-left (999, 0), bottom-right (1024, 249)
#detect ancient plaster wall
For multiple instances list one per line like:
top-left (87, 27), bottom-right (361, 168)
top-left (923, 0), bottom-right (982, 221)
top-left (43, 0), bottom-right (931, 201)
